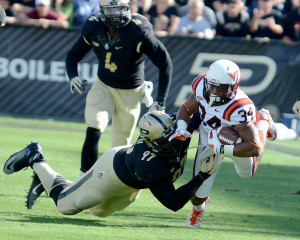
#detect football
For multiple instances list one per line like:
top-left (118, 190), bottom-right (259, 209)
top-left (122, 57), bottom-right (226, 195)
top-left (216, 126), bottom-right (242, 145)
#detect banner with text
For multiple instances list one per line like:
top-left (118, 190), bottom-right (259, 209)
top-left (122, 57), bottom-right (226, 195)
top-left (0, 26), bottom-right (299, 121)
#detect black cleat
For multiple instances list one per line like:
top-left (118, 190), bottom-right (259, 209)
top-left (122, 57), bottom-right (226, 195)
top-left (3, 142), bottom-right (43, 174)
top-left (26, 171), bottom-right (45, 209)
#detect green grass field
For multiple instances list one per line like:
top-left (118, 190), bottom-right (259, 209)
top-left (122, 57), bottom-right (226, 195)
top-left (0, 116), bottom-right (299, 240)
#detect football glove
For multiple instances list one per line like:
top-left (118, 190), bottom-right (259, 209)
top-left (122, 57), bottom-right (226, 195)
top-left (200, 153), bottom-right (217, 176)
top-left (149, 101), bottom-right (165, 112)
top-left (168, 128), bottom-right (192, 141)
top-left (208, 129), bottom-right (223, 154)
top-left (70, 77), bottom-right (87, 95)
top-left (292, 96), bottom-right (300, 117)
top-left (207, 129), bottom-right (234, 156)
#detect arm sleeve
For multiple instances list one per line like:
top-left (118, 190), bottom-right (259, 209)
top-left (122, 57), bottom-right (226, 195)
top-left (149, 174), bottom-right (207, 212)
top-left (140, 30), bottom-right (172, 103)
top-left (65, 36), bottom-right (92, 80)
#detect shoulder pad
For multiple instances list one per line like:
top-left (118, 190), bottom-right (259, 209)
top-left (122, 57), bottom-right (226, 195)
top-left (192, 73), bottom-right (206, 96)
top-left (81, 14), bottom-right (101, 37)
top-left (130, 13), bottom-right (153, 32)
top-left (223, 98), bottom-right (255, 123)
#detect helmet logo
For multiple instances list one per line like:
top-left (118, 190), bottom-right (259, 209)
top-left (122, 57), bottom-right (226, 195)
top-left (140, 127), bottom-right (150, 136)
top-left (228, 70), bottom-right (240, 81)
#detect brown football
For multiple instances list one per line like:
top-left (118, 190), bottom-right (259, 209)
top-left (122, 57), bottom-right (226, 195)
top-left (216, 126), bottom-right (242, 145)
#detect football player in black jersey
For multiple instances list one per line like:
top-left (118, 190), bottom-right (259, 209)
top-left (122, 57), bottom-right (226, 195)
top-left (4, 111), bottom-right (216, 217)
top-left (65, 0), bottom-right (173, 176)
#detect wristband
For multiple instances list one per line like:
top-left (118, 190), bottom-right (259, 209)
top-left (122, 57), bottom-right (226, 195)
top-left (176, 119), bottom-right (187, 130)
top-left (223, 145), bottom-right (234, 156)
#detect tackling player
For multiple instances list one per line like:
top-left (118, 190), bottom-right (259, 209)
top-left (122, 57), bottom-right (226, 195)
top-left (66, 0), bottom-right (172, 177)
top-left (169, 59), bottom-right (278, 229)
top-left (3, 111), bottom-right (216, 217)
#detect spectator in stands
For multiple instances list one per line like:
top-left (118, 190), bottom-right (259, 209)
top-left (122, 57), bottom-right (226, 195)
top-left (177, 0), bottom-right (217, 31)
top-left (249, 0), bottom-right (284, 40)
top-left (140, 0), bottom-right (152, 14)
top-left (51, 0), bottom-right (74, 27)
top-left (11, 0), bottom-right (35, 14)
top-left (18, 0), bottom-right (68, 28)
top-left (283, 0), bottom-right (298, 15)
top-left (0, 0), bottom-right (18, 25)
top-left (282, 0), bottom-right (300, 42)
top-left (215, 0), bottom-right (251, 38)
top-left (145, 0), bottom-right (180, 35)
top-left (72, 0), bottom-right (99, 29)
top-left (153, 14), bottom-right (170, 36)
top-left (130, 0), bottom-right (144, 15)
top-left (175, 0), bottom-right (214, 38)
top-left (206, 0), bottom-right (227, 13)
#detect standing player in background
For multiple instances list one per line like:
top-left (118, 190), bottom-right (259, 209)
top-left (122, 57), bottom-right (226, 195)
top-left (293, 96), bottom-right (300, 117)
top-left (66, 0), bottom-right (172, 174)
top-left (0, 4), bottom-right (6, 26)
top-left (169, 59), bottom-right (278, 229)
top-left (24, 0), bottom-right (172, 209)
top-left (4, 111), bottom-right (217, 217)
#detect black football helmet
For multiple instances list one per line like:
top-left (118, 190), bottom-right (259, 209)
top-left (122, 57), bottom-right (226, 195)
top-left (99, 0), bottom-right (131, 29)
top-left (139, 111), bottom-right (176, 157)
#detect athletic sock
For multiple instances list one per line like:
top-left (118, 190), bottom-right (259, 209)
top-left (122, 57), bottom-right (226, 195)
top-left (194, 198), bottom-right (209, 211)
top-left (81, 127), bottom-right (101, 172)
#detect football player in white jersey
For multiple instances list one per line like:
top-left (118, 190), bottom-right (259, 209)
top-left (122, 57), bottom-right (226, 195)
top-left (169, 59), bottom-right (277, 229)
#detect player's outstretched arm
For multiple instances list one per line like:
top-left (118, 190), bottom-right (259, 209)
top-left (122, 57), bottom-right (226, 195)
top-left (149, 155), bottom-right (216, 211)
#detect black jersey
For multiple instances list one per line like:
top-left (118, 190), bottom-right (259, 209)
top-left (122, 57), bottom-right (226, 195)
top-left (66, 13), bottom-right (172, 103)
top-left (113, 112), bottom-right (206, 211)
top-left (113, 137), bottom-right (189, 189)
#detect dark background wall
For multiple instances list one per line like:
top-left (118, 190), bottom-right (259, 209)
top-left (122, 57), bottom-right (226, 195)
top-left (0, 26), bottom-right (299, 122)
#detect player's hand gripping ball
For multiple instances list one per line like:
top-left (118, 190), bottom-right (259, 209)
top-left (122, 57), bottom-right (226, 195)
top-left (215, 126), bottom-right (242, 145)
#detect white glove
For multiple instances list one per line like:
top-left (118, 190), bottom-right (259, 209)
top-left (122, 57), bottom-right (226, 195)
top-left (141, 81), bottom-right (153, 107)
top-left (70, 77), bottom-right (87, 94)
top-left (200, 153), bottom-right (217, 176)
top-left (149, 101), bottom-right (165, 112)
top-left (169, 128), bottom-right (192, 141)
top-left (292, 97), bottom-right (300, 117)
top-left (207, 129), bottom-right (222, 154)
top-left (207, 129), bottom-right (234, 156)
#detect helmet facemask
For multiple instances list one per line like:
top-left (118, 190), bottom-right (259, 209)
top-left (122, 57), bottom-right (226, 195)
top-left (100, 0), bottom-right (131, 29)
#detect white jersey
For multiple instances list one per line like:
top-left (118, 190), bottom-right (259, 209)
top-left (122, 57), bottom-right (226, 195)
top-left (192, 73), bottom-right (256, 133)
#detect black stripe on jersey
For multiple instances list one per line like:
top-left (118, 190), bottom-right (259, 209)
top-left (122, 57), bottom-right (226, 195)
top-left (58, 170), bottom-right (94, 201)
top-left (148, 113), bottom-right (168, 130)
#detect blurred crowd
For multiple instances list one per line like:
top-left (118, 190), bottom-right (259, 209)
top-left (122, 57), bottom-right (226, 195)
top-left (1, 0), bottom-right (300, 42)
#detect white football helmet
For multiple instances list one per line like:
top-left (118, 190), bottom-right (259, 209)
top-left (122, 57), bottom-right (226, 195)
top-left (139, 111), bottom-right (176, 156)
top-left (205, 59), bottom-right (241, 107)
top-left (99, 0), bottom-right (131, 28)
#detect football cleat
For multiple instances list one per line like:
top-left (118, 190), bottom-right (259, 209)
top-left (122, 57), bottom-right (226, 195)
top-left (26, 171), bottom-right (45, 209)
top-left (186, 197), bottom-right (209, 229)
top-left (255, 108), bottom-right (277, 141)
top-left (3, 142), bottom-right (43, 174)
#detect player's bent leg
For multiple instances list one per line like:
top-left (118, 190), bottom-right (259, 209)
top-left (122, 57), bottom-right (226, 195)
top-left (90, 189), bottom-right (141, 217)
top-left (58, 147), bottom-right (136, 216)
top-left (81, 127), bottom-right (101, 172)
top-left (111, 87), bottom-right (143, 147)
top-left (255, 108), bottom-right (277, 141)
top-left (26, 171), bottom-right (45, 209)
top-left (82, 79), bottom-right (114, 171)
top-left (186, 196), bottom-right (210, 229)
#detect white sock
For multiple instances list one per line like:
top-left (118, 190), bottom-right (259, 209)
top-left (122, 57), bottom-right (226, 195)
top-left (194, 199), bottom-right (208, 211)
